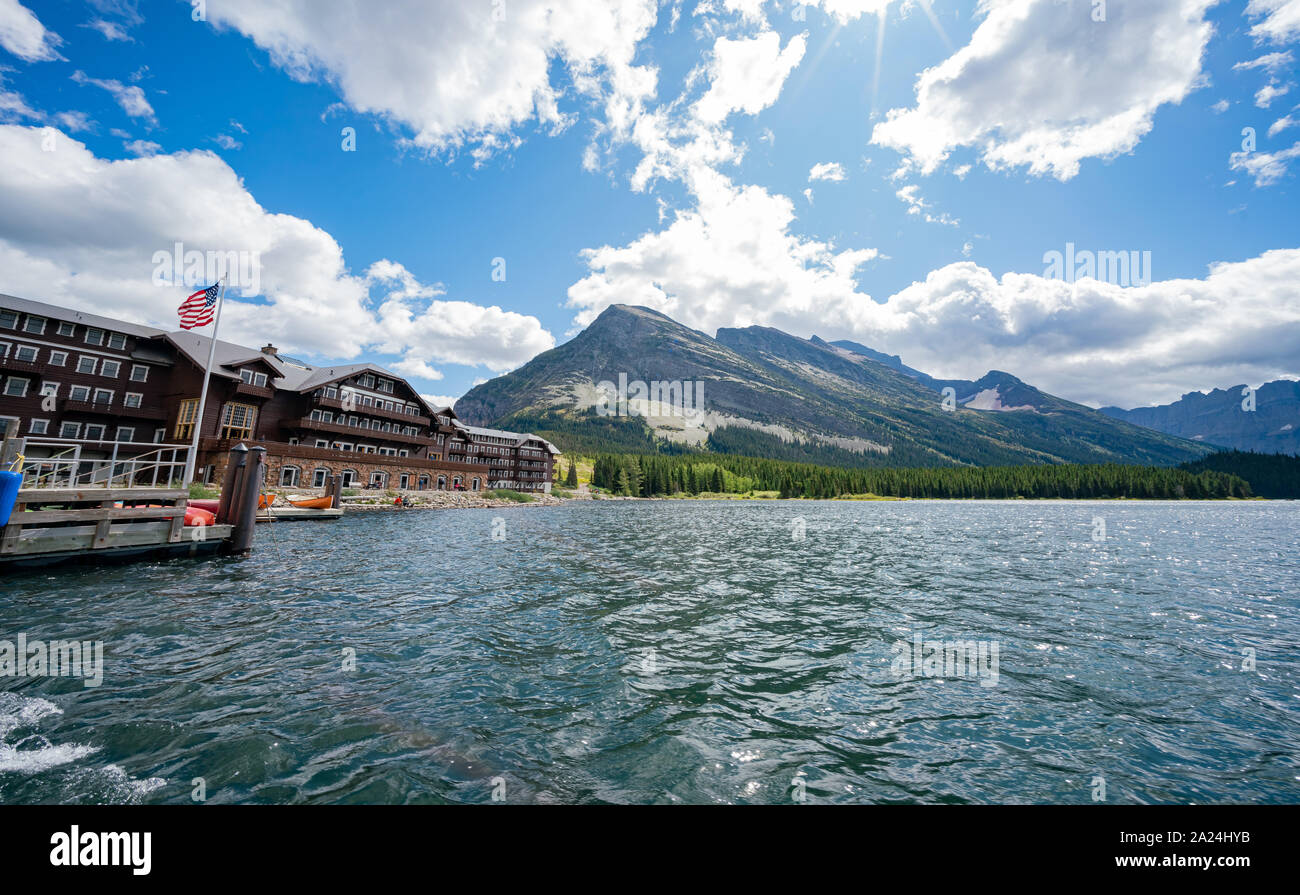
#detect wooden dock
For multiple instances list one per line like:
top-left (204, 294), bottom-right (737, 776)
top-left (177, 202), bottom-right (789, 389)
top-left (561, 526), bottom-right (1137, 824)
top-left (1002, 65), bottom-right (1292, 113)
top-left (0, 438), bottom-right (267, 571)
top-left (257, 506), bottom-right (344, 522)
top-left (1, 486), bottom-right (234, 568)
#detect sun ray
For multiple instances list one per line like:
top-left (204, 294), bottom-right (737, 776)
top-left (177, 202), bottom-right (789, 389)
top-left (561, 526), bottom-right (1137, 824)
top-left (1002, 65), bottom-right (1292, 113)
top-left (915, 0), bottom-right (955, 53)
top-left (870, 9), bottom-right (887, 119)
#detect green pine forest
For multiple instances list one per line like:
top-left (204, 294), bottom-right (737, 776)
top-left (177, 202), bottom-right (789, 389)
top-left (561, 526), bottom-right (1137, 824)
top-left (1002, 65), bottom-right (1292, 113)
top-left (587, 452), bottom-right (1261, 500)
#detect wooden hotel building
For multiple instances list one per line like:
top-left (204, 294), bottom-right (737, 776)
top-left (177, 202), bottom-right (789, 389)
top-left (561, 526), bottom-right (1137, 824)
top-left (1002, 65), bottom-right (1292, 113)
top-left (0, 294), bottom-right (560, 493)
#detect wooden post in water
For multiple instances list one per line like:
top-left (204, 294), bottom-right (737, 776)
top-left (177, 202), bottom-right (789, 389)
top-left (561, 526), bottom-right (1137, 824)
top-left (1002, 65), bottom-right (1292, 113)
top-left (329, 473), bottom-right (344, 509)
top-left (216, 444), bottom-right (247, 526)
top-left (229, 446), bottom-right (265, 554)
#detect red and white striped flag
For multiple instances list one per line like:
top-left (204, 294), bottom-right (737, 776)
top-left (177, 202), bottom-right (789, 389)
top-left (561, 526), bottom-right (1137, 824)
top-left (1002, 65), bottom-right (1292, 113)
top-left (178, 283), bottom-right (219, 329)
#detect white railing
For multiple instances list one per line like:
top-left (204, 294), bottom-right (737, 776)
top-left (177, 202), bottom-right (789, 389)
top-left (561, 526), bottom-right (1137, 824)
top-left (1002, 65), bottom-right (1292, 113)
top-left (14, 438), bottom-right (193, 490)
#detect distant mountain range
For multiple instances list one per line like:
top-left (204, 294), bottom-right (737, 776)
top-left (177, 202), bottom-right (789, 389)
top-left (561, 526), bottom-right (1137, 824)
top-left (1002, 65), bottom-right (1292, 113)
top-left (1100, 380), bottom-right (1300, 456)
top-left (456, 304), bottom-right (1217, 468)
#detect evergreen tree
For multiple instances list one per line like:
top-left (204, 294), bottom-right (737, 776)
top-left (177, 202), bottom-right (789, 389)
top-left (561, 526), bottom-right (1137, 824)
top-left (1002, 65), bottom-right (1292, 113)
top-left (564, 459), bottom-right (578, 488)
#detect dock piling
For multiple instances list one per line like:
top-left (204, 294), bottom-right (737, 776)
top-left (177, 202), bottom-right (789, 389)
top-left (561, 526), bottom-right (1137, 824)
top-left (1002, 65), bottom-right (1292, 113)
top-left (229, 446), bottom-right (265, 553)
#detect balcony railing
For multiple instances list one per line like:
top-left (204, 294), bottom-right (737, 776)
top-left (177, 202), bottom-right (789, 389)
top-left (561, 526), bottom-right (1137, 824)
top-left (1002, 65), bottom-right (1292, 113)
top-left (12, 437), bottom-right (192, 489)
top-left (64, 399), bottom-right (169, 420)
top-left (292, 417), bottom-right (434, 446)
top-left (234, 381), bottom-right (276, 400)
top-left (314, 396), bottom-right (430, 427)
top-left (0, 354), bottom-right (41, 374)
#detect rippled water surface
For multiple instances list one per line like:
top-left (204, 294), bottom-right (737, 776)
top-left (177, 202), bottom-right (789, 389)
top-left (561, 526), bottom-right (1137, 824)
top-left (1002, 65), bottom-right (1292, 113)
top-left (1, 500), bottom-right (1298, 804)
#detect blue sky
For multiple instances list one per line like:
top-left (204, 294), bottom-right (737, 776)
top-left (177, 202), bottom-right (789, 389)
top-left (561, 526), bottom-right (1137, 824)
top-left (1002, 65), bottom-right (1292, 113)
top-left (1, 0), bottom-right (1297, 409)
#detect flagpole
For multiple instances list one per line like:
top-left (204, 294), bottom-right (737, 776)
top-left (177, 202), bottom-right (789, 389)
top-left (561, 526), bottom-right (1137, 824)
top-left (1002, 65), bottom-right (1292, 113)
top-left (182, 276), bottom-right (227, 487)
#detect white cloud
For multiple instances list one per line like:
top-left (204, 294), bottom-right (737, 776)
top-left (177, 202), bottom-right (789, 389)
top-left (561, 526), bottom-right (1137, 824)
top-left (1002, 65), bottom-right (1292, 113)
top-left (1235, 50), bottom-right (1295, 109)
top-left (204, 0), bottom-right (659, 160)
top-left (1246, 0), bottom-right (1300, 44)
top-left (124, 138), bottom-right (160, 156)
top-left (894, 183), bottom-right (959, 226)
top-left (1255, 81), bottom-right (1293, 108)
top-left (567, 167), bottom-right (879, 335)
top-left (84, 18), bottom-right (132, 42)
top-left (1230, 140), bottom-right (1300, 185)
top-left (0, 0), bottom-right (61, 62)
top-left (0, 125), bottom-right (554, 375)
top-left (693, 30), bottom-right (807, 123)
top-left (808, 161), bottom-right (846, 181)
top-left (212, 134), bottom-right (243, 150)
top-left (421, 394), bottom-right (462, 410)
top-left (871, 0), bottom-right (1216, 180)
top-left (569, 185), bottom-right (1300, 406)
top-left (1269, 111), bottom-right (1299, 136)
top-left (1211, 99), bottom-right (1231, 113)
top-left (71, 70), bottom-right (156, 124)
top-left (54, 110), bottom-right (94, 132)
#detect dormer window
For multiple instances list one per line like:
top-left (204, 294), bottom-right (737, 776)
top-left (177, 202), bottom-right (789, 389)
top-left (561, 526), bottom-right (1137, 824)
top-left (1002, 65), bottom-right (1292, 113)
top-left (240, 368), bottom-right (268, 388)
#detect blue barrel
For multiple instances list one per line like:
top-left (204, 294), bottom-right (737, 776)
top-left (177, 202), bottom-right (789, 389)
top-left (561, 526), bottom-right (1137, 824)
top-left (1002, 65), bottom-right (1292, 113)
top-left (0, 470), bottom-right (20, 527)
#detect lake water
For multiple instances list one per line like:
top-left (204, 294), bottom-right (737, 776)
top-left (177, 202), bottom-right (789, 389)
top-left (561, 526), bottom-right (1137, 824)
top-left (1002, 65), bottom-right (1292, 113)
top-left (1, 500), bottom-right (1297, 804)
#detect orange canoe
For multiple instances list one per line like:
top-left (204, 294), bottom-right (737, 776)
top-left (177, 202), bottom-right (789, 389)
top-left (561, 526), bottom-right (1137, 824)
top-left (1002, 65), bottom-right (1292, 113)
top-left (288, 496), bottom-right (334, 509)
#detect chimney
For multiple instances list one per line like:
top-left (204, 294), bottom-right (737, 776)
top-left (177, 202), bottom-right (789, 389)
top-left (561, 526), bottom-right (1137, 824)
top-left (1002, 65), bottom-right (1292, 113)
top-left (261, 344), bottom-right (278, 356)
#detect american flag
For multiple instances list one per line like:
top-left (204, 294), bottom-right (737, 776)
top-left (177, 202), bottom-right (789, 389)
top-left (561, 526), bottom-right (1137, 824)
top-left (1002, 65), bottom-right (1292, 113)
top-left (178, 283), bottom-right (219, 329)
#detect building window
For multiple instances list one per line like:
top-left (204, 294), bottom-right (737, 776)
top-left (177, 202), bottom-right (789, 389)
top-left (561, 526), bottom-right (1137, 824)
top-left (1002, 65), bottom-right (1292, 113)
top-left (130, 364), bottom-right (149, 382)
top-left (452, 476), bottom-right (462, 489)
top-left (49, 350), bottom-right (67, 366)
top-left (100, 360), bottom-right (121, 378)
top-left (92, 388), bottom-right (113, 405)
top-left (174, 398), bottom-right (199, 439)
top-left (312, 468), bottom-right (329, 488)
top-left (84, 327), bottom-right (105, 345)
top-left (437, 475), bottom-right (447, 490)
top-left (220, 402), bottom-right (257, 439)
top-left (239, 369), bottom-right (268, 387)
top-left (154, 428), bottom-right (166, 443)
top-left (472, 478), bottom-right (481, 491)
top-left (28, 419), bottom-right (49, 435)
top-left (83, 423), bottom-right (106, 440)
top-left (69, 385), bottom-right (90, 402)
top-left (399, 474), bottom-right (410, 489)
top-left (15, 345), bottom-right (38, 362)
top-left (3, 377), bottom-right (29, 397)
top-left (314, 439), bottom-right (329, 448)
top-left (280, 465), bottom-right (301, 487)
top-left (0, 417), bottom-right (17, 438)
top-left (124, 392), bottom-right (143, 408)
top-left (418, 475), bottom-right (429, 490)
top-left (107, 333), bottom-right (126, 350)
top-left (116, 426), bottom-right (135, 442)
top-left (358, 374), bottom-right (375, 388)
top-left (57, 322), bottom-right (75, 337)
top-left (370, 471), bottom-right (387, 487)
top-left (76, 356), bottom-right (98, 374)
top-left (0, 310), bottom-right (16, 329)
top-left (59, 421), bottom-right (81, 439)
top-left (23, 316), bottom-right (46, 335)
top-left (340, 469), bottom-right (356, 487)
